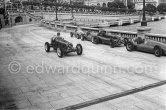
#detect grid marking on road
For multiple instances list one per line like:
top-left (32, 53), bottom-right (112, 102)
top-left (57, 80), bottom-right (166, 110)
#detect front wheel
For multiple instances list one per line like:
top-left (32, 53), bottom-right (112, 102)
top-left (76, 34), bottom-right (80, 39)
top-left (45, 42), bottom-right (50, 52)
top-left (126, 42), bottom-right (135, 51)
top-left (57, 48), bottom-right (63, 58)
top-left (76, 44), bottom-right (83, 55)
top-left (154, 46), bottom-right (162, 57)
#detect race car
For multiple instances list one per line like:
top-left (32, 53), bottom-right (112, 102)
top-left (126, 35), bottom-right (166, 57)
top-left (91, 29), bottom-right (125, 48)
top-left (45, 36), bottom-right (83, 58)
top-left (70, 28), bottom-right (85, 39)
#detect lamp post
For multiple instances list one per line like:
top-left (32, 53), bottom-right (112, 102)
top-left (141, 0), bottom-right (147, 26)
top-left (55, 0), bottom-right (58, 20)
top-left (40, 3), bottom-right (43, 19)
top-left (70, 0), bottom-right (74, 19)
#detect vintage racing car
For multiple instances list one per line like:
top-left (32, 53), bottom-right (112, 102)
top-left (91, 29), bottom-right (125, 48)
top-left (126, 34), bottom-right (166, 57)
top-left (80, 28), bottom-right (99, 41)
top-left (70, 28), bottom-right (84, 39)
top-left (45, 36), bottom-right (83, 58)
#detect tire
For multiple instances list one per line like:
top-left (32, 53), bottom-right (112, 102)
top-left (126, 42), bottom-right (134, 51)
top-left (91, 36), bottom-right (99, 44)
top-left (81, 35), bottom-right (84, 41)
top-left (70, 32), bottom-right (73, 38)
top-left (45, 42), bottom-right (50, 52)
top-left (76, 44), bottom-right (83, 55)
top-left (110, 39), bottom-right (115, 48)
top-left (57, 48), bottom-right (63, 58)
top-left (153, 46), bottom-right (162, 57)
top-left (76, 34), bottom-right (80, 39)
top-left (124, 38), bottom-right (128, 46)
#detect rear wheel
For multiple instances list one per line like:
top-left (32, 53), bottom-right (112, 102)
top-left (76, 44), bottom-right (83, 55)
top-left (110, 39), bottom-right (115, 48)
top-left (57, 48), bottom-right (63, 58)
top-left (126, 42), bottom-right (135, 51)
top-left (154, 46), bottom-right (162, 57)
top-left (124, 38), bottom-right (128, 46)
top-left (81, 35), bottom-right (84, 41)
top-left (91, 36), bottom-right (99, 44)
top-left (45, 42), bottom-right (50, 52)
top-left (70, 32), bottom-right (73, 38)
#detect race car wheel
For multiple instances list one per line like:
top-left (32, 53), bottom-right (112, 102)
top-left (81, 35), bottom-right (84, 41)
top-left (91, 36), bottom-right (99, 44)
top-left (154, 46), bottom-right (162, 57)
top-left (70, 32), bottom-right (73, 38)
top-left (57, 48), bottom-right (63, 58)
top-left (110, 39), bottom-right (115, 48)
top-left (45, 42), bottom-right (50, 52)
top-left (76, 44), bottom-right (83, 55)
top-left (126, 42), bottom-right (134, 51)
top-left (124, 38), bottom-right (128, 46)
top-left (76, 34), bottom-right (80, 39)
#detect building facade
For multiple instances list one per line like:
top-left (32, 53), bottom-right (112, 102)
top-left (84, 0), bottom-right (114, 7)
top-left (133, 0), bottom-right (157, 10)
top-left (158, 0), bottom-right (166, 4)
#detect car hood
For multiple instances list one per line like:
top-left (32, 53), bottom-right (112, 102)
top-left (57, 39), bottom-right (73, 46)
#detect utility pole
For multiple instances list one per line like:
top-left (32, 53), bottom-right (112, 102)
top-left (141, 0), bottom-right (147, 26)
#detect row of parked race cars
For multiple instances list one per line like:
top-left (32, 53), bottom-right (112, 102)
top-left (45, 28), bottom-right (166, 58)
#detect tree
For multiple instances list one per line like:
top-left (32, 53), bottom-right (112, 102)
top-left (107, 1), bottom-right (126, 9)
top-left (157, 3), bottom-right (166, 13)
top-left (145, 4), bottom-right (156, 15)
top-left (127, 2), bottom-right (135, 9)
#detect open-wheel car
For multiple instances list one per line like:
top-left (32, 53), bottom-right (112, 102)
top-left (91, 29), bottom-right (125, 48)
top-left (126, 35), bottom-right (166, 57)
top-left (45, 36), bottom-right (83, 58)
top-left (70, 28), bottom-right (85, 39)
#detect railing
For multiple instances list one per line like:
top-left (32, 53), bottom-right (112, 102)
top-left (145, 33), bottom-right (166, 44)
top-left (41, 20), bottom-right (166, 44)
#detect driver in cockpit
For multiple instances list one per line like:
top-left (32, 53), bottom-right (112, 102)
top-left (51, 32), bottom-right (61, 43)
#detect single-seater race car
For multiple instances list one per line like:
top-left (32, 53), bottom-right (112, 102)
top-left (126, 35), bottom-right (166, 57)
top-left (91, 29), bottom-right (125, 48)
top-left (70, 28), bottom-right (85, 39)
top-left (45, 36), bottom-right (83, 58)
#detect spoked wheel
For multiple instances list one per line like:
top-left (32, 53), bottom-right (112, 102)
top-left (154, 46), bottom-right (162, 57)
top-left (70, 32), bottom-right (73, 38)
top-left (45, 42), bottom-right (50, 52)
top-left (91, 36), bottom-right (99, 44)
top-left (124, 38), bottom-right (128, 46)
top-left (81, 35), bottom-right (84, 41)
top-left (57, 48), bottom-right (63, 58)
top-left (76, 44), bottom-right (83, 55)
top-left (126, 42), bottom-right (135, 51)
top-left (110, 39), bottom-right (115, 48)
top-left (76, 34), bottom-right (80, 39)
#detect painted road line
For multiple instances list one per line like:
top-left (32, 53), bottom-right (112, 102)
top-left (57, 80), bottom-right (166, 110)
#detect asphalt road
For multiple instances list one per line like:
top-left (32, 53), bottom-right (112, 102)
top-left (0, 24), bottom-right (166, 109)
